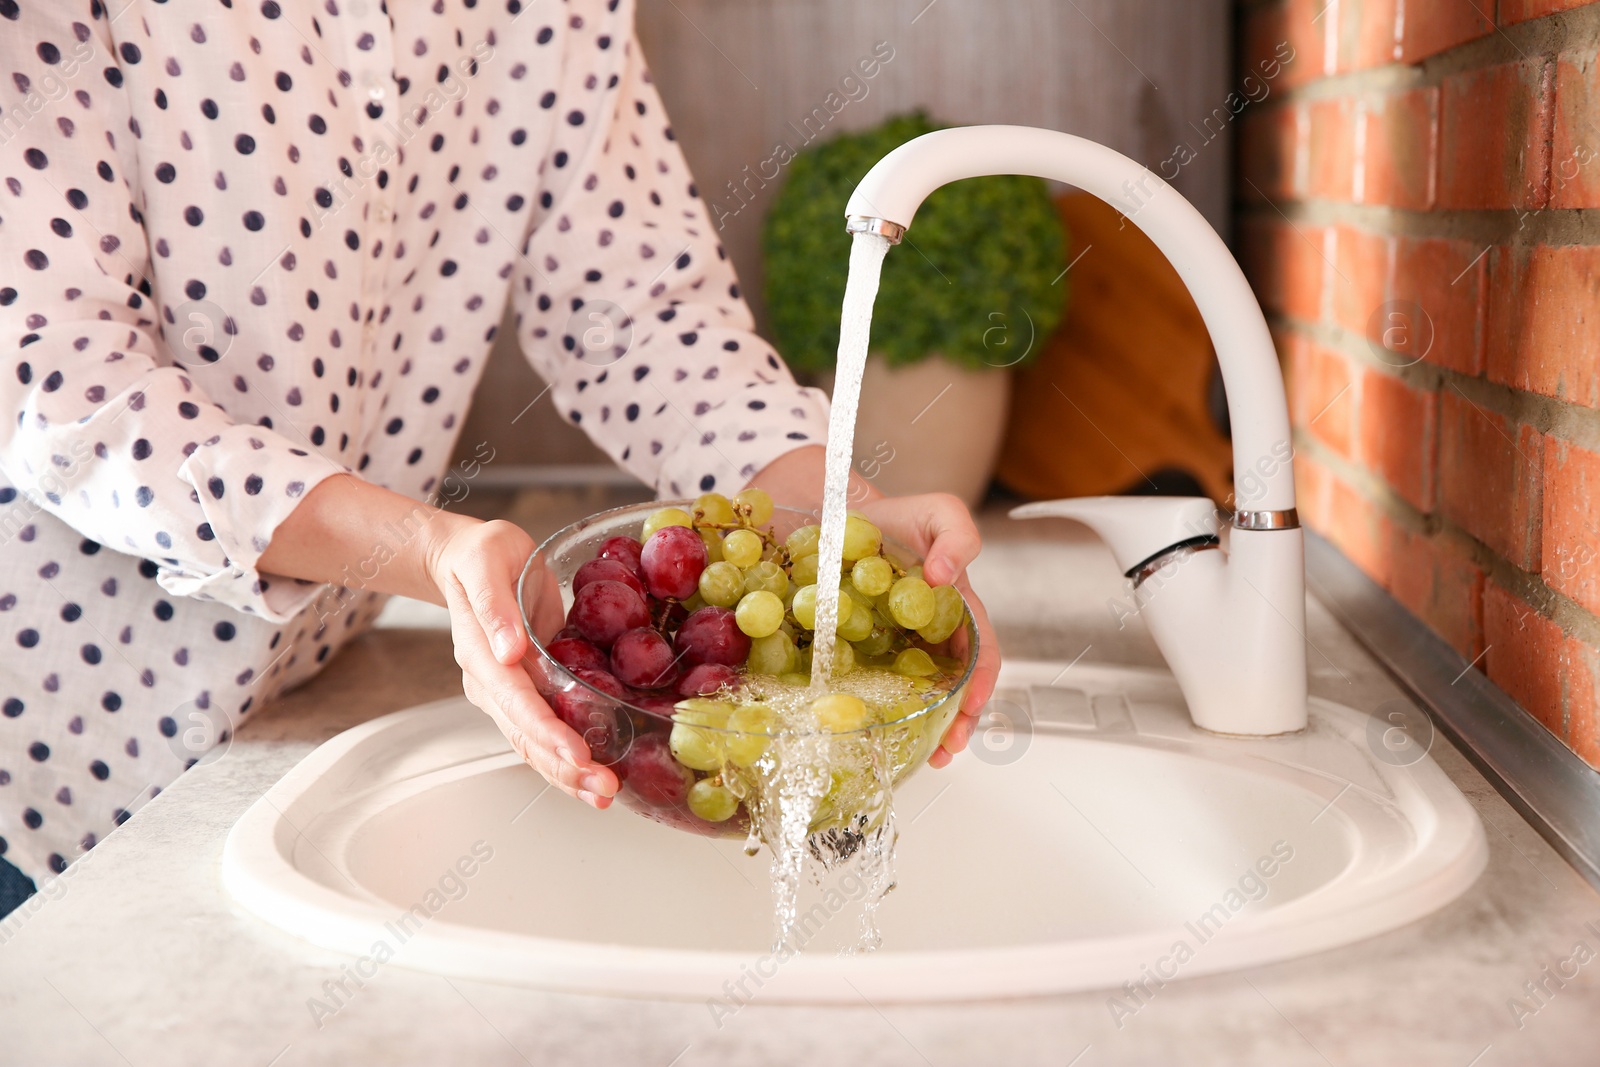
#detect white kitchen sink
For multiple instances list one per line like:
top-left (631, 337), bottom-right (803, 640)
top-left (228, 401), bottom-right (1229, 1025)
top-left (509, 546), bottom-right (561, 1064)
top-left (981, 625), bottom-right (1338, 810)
top-left (222, 661), bottom-right (1486, 1003)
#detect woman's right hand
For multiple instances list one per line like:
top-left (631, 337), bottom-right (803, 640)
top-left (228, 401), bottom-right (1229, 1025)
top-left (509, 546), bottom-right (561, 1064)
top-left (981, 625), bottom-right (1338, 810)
top-left (424, 516), bottom-right (621, 808)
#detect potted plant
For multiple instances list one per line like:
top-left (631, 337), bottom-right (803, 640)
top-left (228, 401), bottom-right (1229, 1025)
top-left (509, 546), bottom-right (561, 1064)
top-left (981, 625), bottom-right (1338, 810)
top-left (762, 111), bottom-right (1068, 506)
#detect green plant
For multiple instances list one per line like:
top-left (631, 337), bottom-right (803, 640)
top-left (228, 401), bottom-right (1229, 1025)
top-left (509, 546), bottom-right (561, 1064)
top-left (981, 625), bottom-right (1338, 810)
top-left (762, 111), bottom-right (1067, 374)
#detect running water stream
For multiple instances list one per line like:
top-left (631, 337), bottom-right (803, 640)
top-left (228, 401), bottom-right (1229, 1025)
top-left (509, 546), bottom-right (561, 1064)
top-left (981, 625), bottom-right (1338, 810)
top-left (808, 231), bottom-right (892, 686)
top-left (763, 230), bottom-right (895, 953)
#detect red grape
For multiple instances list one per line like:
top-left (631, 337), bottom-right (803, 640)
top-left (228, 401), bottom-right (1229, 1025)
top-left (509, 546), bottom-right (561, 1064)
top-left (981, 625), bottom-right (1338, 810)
top-left (597, 535), bottom-right (645, 578)
top-left (552, 668), bottom-right (631, 763)
top-left (631, 693), bottom-right (681, 718)
top-left (573, 557), bottom-right (646, 598)
top-left (552, 625), bottom-right (585, 642)
top-left (677, 662), bottom-right (739, 697)
top-left (610, 627), bottom-right (680, 689)
top-left (547, 636), bottom-right (609, 675)
top-left (674, 605), bottom-right (751, 667)
top-left (619, 732), bottom-right (693, 807)
top-left (640, 525), bottom-right (707, 600)
top-left (568, 579), bottom-right (650, 648)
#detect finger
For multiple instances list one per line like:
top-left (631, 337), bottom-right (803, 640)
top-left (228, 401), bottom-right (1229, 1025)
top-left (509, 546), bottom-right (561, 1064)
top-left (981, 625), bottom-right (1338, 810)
top-left (458, 528), bottom-right (531, 666)
top-left (448, 580), bottom-right (619, 804)
top-left (954, 574), bottom-right (1000, 720)
top-left (916, 495), bottom-right (983, 587)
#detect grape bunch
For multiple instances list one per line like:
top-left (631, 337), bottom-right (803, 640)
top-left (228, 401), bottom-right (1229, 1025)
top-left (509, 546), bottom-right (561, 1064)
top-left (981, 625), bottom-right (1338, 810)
top-left (535, 490), bottom-right (970, 834)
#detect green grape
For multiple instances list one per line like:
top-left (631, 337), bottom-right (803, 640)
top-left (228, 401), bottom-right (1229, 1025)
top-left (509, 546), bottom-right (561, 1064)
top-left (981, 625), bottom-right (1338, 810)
top-left (735, 590), bottom-right (785, 638)
top-left (830, 639), bottom-right (856, 676)
top-left (841, 515), bottom-right (883, 562)
top-left (673, 698), bottom-right (733, 726)
top-left (789, 553), bottom-right (819, 587)
top-left (917, 584), bottom-right (968, 643)
top-left (747, 631), bottom-right (796, 675)
top-left (733, 487), bottom-right (774, 526)
top-left (810, 693), bottom-right (868, 733)
top-left (791, 585), bottom-right (855, 632)
top-left (837, 598), bottom-right (874, 641)
top-left (743, 560), bottom-right (788, 598)
top-left (887, 576), bottom-right (936, 629)
top-left (681, 591), bottom-right (706, 613)
top-left (642, 507), bottom-right (693, 539)
top-left (698, 561), bottom-right (745, 607)
top-left (726, 704), bottom-right (775, 765)
top-left (791, 584), bottom-right (818, 629)
top-left (850, 555), bottom-right (893, 597)
top-left (694, 492), bottom-right (736, 526)
top-left (892, 647), bottom-right (938, 678)
top-left (777, 672), bottom-right (812, 688)
top-left (669, 721), bottom-right (723, 771)
top-left (688, 779), bottom-right (739, 822)
top-left (785, 524), bottom-right (821, 558)
top-left (854, 625), bottom-right (896, 657)
top-left (722, 528), bottom-right (763, 569)
top-left (700, 527), bottom-right (724, 563)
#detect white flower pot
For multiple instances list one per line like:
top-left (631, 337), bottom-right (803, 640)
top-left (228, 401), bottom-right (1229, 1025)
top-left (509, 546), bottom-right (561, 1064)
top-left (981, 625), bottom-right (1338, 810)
top-left (822, 353), bottom-right (1012, 508)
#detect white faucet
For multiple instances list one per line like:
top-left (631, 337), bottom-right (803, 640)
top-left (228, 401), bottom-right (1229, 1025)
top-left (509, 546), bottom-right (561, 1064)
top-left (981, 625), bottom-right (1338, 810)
top-left (846, 125), bottom-right (1307, 736)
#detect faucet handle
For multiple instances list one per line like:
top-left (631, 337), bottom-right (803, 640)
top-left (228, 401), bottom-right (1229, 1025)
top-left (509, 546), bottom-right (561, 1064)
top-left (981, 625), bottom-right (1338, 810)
top-left (1009, 496), bottom-right (1222, 575)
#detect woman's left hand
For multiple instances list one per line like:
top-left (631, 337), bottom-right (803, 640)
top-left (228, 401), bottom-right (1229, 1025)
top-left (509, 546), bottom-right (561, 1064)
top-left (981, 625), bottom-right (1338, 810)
top-left (746, 446), bottom-right (1001, 768)
top-left (854, 493), bottom-right (1001, 767)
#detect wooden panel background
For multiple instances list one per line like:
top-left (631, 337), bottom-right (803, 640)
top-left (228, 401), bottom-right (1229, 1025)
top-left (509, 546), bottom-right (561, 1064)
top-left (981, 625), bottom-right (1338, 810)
top-left (454, 0), bottom-right (1236, 472)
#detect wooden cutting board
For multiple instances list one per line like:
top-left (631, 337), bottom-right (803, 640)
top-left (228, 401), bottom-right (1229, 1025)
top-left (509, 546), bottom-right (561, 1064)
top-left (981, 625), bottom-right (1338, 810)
top-left (995, 192), bottom-right (1234, 504)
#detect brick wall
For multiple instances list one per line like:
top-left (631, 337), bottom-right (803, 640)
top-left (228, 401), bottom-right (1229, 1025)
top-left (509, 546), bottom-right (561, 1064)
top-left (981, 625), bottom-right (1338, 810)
top-left (1235, 0), bottom-right (1600, 766)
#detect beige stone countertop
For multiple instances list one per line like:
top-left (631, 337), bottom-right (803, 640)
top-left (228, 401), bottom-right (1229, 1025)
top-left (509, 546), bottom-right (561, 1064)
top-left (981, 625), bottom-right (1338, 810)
top-left (3, 502), bottom-right (1599, 1066)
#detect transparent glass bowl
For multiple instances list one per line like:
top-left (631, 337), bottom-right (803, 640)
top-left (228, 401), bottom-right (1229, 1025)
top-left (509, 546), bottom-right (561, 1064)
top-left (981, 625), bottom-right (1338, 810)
top-left (516, 500), bottom-right (978, 838)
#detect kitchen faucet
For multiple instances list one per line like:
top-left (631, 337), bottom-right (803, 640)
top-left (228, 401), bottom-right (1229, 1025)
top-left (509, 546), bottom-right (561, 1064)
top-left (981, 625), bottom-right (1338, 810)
top-left (845, 125), bottom-right (1307, 736)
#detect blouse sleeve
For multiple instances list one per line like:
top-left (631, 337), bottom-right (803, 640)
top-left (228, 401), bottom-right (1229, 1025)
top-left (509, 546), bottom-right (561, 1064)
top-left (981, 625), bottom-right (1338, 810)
top-left (0, 7), bottom-right (348, 623)
top-left (508, 0), bottom-right (832, 500)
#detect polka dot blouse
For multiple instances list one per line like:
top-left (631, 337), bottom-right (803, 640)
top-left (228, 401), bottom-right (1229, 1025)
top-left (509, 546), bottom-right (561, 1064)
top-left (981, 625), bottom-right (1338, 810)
top-left (0, 0), bottom-right (830, 883)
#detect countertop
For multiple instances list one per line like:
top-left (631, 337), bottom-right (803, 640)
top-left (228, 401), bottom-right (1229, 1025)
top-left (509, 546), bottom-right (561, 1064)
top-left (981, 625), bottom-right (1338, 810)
top-left (3, 502), bottom-right (1599, 1066)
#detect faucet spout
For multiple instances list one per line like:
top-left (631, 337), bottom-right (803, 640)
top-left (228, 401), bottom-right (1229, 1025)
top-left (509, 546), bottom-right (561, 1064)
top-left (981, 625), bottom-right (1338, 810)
top-left (853, 125), bottom-right (1309, 735)
top-left (845, 124), bottom-right (1295, 512)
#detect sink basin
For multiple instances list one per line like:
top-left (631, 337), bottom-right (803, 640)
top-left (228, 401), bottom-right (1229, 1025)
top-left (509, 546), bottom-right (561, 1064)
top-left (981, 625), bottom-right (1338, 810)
top-left (222, 661), bottom-right (1486, 1003)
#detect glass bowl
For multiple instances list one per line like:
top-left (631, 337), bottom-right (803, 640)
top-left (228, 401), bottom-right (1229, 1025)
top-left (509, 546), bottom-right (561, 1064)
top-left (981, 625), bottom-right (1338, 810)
top-left (515, 500), bottom-right (978, 839)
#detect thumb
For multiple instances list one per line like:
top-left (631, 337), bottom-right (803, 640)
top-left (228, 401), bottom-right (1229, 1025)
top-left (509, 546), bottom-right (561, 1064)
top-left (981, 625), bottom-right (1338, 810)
top-left (919, 497), bottom-right (982, 586)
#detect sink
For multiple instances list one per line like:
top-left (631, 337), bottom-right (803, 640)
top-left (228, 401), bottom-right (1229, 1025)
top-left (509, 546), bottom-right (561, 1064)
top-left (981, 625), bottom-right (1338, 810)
top-left (222, 661), bottom-right (1486, 1003)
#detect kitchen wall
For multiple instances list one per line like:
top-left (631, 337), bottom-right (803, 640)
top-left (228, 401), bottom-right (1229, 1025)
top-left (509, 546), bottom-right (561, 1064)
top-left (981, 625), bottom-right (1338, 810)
top-left (455, 0), bottom-right (1233, 469)
top-left (1236, 0), bottom-right (1600, 766)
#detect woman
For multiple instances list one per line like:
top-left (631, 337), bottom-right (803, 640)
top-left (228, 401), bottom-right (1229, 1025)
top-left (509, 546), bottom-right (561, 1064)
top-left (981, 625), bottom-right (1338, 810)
top-left (0, 0), bottom-right (998, 915)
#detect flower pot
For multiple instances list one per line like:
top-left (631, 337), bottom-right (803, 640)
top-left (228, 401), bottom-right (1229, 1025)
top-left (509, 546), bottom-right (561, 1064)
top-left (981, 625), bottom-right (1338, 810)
top-left (822, 353), bottom-right (1012, 508)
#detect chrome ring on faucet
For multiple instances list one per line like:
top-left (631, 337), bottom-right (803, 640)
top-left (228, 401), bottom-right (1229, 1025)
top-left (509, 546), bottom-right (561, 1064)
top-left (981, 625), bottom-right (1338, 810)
top-left (1233, 508), bottom-right (1300, 531)
top-left (845, 216), bottom-right (907, 244)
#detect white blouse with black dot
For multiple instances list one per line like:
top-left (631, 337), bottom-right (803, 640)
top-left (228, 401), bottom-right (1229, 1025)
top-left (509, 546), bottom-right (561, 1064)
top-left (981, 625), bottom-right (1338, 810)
top-left (0, 0), bottom-right (830, 883)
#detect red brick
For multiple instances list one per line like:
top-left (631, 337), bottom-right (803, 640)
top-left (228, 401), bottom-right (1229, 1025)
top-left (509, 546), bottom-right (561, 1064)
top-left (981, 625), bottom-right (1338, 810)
top-left (1386, 526), bottom-right (1485, 658)
top-left (1439, 389), bottom-right (1544, 570)
top-left (1484, 583), bottom-right (1568, 737)
top-left (1542, 438), bottom-right (1600, 616)
top-left (1308, 97), bottom-right (1357, 200)
top-left (1341, 0), bottom-right (1399, 71)
top-left (1357, 366), bottom-right (1437, 512)
top-left (1315, 462), bottom-right (1394, 584)
top-left (1486, 244), bottom-right (1600, 410)
top-left (1439, 59), bottom-right (1555, 209)
top-left (1240, 218), bottom-right (1326, 323)
top-left (1397, 1), bottom-right (1494, 64)
top-left (1568, 645), bottom-right (1600, 770)
top-left (1552, 48), bottom-right (1600, 209)
top-left (1358, 88), bottom-right (1438, 209)
top-left (1280, 0), bottom-right (1333, 90)
top-left (1239, 104), bottom-right (1305, 202)
top-left (1290, 337), bottom-right (1356, 459)
top-left (1500, 0), bottom-right (1596, 25)
top-left (1294, 443), bottom-right (1334, 528)
top-left (1389, 236), bottom-right (1487, 376)
top-left (1330, 225), bottom-right (1393, 338)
